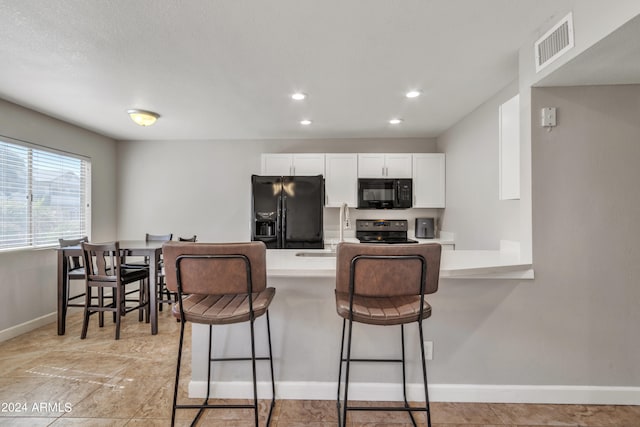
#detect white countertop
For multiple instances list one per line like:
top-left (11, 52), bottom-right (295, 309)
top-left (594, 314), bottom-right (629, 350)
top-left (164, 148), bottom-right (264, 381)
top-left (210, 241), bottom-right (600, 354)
top-left (266, 245), bottom-right (533, 280)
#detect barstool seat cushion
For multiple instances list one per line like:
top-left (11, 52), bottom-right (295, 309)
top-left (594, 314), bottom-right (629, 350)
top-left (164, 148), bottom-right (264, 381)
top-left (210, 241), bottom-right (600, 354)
top-left (335, 291), bottom-right (432, 326)
top-left (173, 287), bottom-right (276, 325)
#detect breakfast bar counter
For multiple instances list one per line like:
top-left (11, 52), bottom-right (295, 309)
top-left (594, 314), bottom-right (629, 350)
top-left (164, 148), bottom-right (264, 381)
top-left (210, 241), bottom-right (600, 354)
top-left (266, 245), bottom-right (534, 279)
top-left (187, 242), bottom-right (534, 402)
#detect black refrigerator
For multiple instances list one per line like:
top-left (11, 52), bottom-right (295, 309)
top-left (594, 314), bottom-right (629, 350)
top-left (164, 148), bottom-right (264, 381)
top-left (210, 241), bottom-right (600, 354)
top-left (251, 175), bottom-right (324, 249)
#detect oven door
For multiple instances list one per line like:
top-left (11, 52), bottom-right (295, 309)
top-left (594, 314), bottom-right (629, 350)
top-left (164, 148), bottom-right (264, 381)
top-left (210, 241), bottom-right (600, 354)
top-left (358, 179), bottom-right (397, 209)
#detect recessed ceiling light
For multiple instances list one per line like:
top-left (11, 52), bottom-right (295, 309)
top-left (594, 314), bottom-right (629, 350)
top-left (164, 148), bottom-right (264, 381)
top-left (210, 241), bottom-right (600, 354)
top-left (389, 118), bottom-right (403, 125)
top-left (300, 119), bottom-right (312, 125)
top-left (291, 92), bottom-right (307, 101)
top-left (406, 90), bottom-right (421, 98)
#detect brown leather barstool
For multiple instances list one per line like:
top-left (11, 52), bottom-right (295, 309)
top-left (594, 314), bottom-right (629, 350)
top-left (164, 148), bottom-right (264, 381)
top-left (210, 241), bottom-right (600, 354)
top-left (335, 242), bottom-right (441, 427)
top-left (163, 241), bottom-right (276, 427)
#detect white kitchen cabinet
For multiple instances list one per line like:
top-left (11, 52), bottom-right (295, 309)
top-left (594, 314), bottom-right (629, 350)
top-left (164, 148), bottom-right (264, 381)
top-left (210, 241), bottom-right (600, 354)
top-left (357, 153), bottom-right (412, 178)
top-left (412, 153), bottom-right (446, 208)
top-left (261, 153), bottom-right (325, 176)
top-left (261, 154), bottom-right (293, 175)
top-left (325, 153), bottom-right (358, 207)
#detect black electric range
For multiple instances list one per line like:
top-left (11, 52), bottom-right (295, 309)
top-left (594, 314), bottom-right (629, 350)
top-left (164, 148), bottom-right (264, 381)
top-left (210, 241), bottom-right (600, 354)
top-left (356, 219), bottom-right (418, 244)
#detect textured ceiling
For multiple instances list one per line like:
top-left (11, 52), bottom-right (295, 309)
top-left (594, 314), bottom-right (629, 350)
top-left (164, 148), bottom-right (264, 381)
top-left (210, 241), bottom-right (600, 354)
top-left (0, 0), bottom-right (600, 141)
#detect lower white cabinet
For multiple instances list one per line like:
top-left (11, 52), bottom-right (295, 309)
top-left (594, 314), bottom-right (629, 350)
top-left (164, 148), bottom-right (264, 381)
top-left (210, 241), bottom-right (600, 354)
top-left (325, 153), bottom-right (358, 207)
top-left (412, 153), bottom-right (445, 208)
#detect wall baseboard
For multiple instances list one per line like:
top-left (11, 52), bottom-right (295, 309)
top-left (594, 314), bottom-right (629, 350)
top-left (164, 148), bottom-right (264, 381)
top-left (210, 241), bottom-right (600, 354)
top-left (0, 312), bottom-right (56, 343)
top-left (189, 380), bottom-right (640, 405)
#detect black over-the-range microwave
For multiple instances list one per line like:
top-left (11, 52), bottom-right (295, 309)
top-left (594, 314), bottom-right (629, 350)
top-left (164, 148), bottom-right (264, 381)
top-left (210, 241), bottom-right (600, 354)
top-left (357, 178), bottom-right (412, 209)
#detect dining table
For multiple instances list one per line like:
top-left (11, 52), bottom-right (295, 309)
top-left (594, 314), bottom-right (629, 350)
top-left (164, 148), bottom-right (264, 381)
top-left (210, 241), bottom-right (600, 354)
top-left (56, 239), bottom-right (164, 336)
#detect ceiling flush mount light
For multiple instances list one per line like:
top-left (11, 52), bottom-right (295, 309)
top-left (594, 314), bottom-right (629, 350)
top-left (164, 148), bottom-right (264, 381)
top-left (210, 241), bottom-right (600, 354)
top-left (300, 119), bottom-right (312, 125)
top-left (291, 92), bottom-right (307, 101)
top-left (406, 90), bottom-right (421, 98)
top-left (127, 109), bottom-right (160, 126)
top-left (389, 118), bottom-right (403, 125)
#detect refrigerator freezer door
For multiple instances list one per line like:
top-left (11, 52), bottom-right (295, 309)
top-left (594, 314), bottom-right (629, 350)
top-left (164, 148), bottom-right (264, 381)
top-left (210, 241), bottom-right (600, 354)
top-left (282, 176), bottom-right (324, 249)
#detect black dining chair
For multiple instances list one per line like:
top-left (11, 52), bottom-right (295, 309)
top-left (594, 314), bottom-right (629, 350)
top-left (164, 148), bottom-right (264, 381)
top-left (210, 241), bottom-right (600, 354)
top-left (80, 241), bottom-right (150, 340)
top-left (122, 233), bottom-right (173, 311)
top-left (58, 236), bottom-right (89, 319)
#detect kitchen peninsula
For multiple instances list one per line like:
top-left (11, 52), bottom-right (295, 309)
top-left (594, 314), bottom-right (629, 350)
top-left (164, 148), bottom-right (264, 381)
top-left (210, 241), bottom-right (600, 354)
top-left (267, 243), bottom-right (533, 279)
top-left (187, 243), bottom-right (533, 402)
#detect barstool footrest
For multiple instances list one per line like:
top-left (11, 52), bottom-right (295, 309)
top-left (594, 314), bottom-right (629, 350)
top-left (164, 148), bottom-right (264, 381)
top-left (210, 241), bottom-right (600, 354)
top-left (211, 356), bottom-right (271, 362)
top-left (176, 403), bottom-right (257, 410)
top-left (346, 405), bottom-right (427, 412)
top-left (341, 358), bottom-right (403, 363)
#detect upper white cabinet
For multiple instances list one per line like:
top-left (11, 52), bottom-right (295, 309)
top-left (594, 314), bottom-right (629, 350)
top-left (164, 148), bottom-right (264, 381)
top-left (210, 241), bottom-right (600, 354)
top-left (325, 153), bottom-right (358, 207)
top-left (261, 154), bottom-right (292, 175)
top-left (261, 153), bottom-right (325, 176)
top-left (412, 153), bottom-right (446, 208)
top-left (357, 153), bottom-right (412, 178)
top-left (262, 152), bottom-right (444, 208)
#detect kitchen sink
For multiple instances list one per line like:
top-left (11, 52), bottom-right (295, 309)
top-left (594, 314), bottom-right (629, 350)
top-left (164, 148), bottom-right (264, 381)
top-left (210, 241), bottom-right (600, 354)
top-left (295, 251), bottom-right (336, 257)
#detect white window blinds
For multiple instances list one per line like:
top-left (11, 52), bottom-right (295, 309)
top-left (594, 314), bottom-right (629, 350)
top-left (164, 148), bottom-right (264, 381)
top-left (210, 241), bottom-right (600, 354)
top-left (0, 139), bottom-right (90, 250)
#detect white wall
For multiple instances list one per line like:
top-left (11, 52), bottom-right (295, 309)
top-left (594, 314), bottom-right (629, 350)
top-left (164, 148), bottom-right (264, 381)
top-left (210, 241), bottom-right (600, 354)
top-left (517, 0), bottom-right (640, 262)
top-left (0, 99), bottom-right (117, 335)
top-left (421, 84), bottom-right (640, 392)
top-left (437, 80), bottom-right (521, 250)
top-left (529, 84), bottom-right (640, 387)
top-left (115, 138), bottom-right (436, 241)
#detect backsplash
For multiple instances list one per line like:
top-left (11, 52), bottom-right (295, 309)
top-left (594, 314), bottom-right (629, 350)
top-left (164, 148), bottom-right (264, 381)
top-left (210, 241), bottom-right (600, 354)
top-left (323, 207), bottom-right (441, 240)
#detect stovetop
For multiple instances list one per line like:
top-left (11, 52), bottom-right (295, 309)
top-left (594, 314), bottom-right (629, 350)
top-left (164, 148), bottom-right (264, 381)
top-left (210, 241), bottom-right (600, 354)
top-left (358, 236), bottom-right (418, 244)
top-left (355, 219), bottom-right (417, 244)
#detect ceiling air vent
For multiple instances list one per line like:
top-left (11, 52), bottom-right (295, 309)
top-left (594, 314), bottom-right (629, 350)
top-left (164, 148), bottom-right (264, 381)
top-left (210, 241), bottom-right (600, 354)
top-left (534, 12), bottom-right (574, 73)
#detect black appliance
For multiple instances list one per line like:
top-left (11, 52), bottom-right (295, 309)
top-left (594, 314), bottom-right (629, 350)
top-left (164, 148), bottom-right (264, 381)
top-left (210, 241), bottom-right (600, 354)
top-left (251, 175), bottom-right (324, 249)
top-left (357, 178), bottom-right (412, 209)
top-left (415, 217), bottom-right (435, 239)
top-left (356, 219), bottom-right (418, 244)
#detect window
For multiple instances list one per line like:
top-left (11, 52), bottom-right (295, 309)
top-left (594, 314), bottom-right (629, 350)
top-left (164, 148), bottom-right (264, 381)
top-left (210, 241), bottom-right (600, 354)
top-left (0, 138), bottom-right (90, 250)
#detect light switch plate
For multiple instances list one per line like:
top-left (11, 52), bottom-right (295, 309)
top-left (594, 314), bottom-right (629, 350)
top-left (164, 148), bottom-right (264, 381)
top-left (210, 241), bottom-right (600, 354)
top-left (541, 107), bottom-right (557, 127)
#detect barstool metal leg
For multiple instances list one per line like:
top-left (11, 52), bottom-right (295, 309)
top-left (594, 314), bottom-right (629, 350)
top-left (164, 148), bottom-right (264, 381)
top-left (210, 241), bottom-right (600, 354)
top-left (171, 317), bottom-right (185, 427)
top-left (249, 316), bottom-right (259, 426)
top-left (195, 324), bottom-right (214, 424)
top-left (172, 317), bottom-right (275, 427)
top-left (341, 317), bottom-right (354, 427)
top-left (335, 320), bottom-right (432, 427)
top-left (401, 324), bottom-right (418, 427)
top-left (265, 311), bottom-right (276, 425)
top-left (336, 318), bottom-right (347, 427)
top-left (418, 320), bottom-right (432, 427)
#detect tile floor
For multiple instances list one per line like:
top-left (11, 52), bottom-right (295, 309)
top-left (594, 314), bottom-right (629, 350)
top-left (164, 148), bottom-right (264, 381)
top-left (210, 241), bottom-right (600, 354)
top-left (0, 310), bottom-right (639, 426)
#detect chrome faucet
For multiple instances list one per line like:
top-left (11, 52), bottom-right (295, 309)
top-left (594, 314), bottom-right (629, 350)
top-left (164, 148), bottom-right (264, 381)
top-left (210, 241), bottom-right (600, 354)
top-left (338, 202), bottom-right (349, 242)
